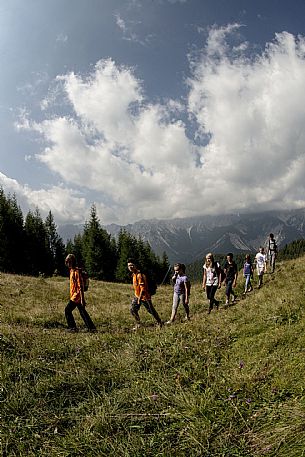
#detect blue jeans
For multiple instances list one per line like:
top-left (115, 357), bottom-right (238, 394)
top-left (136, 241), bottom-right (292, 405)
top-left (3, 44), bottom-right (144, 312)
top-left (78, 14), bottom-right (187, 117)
top-left (244, 274), bottom-right (252, 291)
top-left (172, 292), bottom-right (190, 318)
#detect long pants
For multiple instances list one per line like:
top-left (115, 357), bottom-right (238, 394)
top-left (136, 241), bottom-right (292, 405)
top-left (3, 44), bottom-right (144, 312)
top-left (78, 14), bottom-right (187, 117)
top-left (269, 252), bottom-right (276, 273)
top-left (244, 274), bottom-right (252, 291)
top-left (65, 300), bottom-right (96, 330)
top-left (206, 285), bottom-right (218, 310)
top-left (225, 280), bottom-right (235, 299)
top-left (171, 292), bottom-right (190, 320)
top-left (130, 297), bottom-right (162, 324)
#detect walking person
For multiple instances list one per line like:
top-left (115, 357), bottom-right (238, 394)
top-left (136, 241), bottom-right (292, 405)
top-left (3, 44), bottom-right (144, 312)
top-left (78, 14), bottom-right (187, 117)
top-left (202, 253), bottom-right (221, 314)
top-left (243, 254), bottom-right (253, 294)
top-left (127, 258), bottom-right (163, 330)
top-left (267, 233), bottom-right (278, 273)
top-left (224, 253), bottom-right (238, 306)
top-left (255, 247), bottom-right (267, 289)
top-left (166, 263), bottom-right (191, 324)
top-left (64, 254), bottom-right (96, 333)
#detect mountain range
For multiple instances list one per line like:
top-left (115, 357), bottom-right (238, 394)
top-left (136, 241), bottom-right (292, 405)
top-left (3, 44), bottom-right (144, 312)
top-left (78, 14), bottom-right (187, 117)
top-left (58, 208), bottom-right (305, 264)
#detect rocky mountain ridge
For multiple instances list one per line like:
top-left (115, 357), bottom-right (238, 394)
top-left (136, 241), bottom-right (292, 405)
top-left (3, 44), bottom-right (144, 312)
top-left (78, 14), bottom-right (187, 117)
top-left (58, 208), bottom-right (305, 264)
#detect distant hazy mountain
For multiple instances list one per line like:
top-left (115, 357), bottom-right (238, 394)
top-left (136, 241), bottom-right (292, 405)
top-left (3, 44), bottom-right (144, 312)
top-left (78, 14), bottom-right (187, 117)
top-left (58, 208), bottom-right (305, 264)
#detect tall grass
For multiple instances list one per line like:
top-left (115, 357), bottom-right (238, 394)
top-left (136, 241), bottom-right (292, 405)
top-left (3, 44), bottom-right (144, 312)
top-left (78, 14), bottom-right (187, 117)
top-left (1, 258), bottom-right (305, 456)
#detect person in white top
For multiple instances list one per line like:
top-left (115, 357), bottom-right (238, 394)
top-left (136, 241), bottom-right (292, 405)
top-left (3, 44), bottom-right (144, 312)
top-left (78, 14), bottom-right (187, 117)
top-left (202, 253), bottom-right (222, 314)
top-left (255, 247), bottom-right (267, 289)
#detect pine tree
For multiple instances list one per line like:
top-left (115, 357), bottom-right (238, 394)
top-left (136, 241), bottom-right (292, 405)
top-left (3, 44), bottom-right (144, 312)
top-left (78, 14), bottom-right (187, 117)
top-left (82, 204), bottom-right (117, 280)
top-left (45, 211), bottom-right (66, 275)
top-left (24, 208), bottom-right (53, 276)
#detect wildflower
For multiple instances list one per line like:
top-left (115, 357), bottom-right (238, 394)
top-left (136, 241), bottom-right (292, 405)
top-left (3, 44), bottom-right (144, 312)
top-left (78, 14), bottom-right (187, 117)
top-left (150, 394), bottom-right (158, 401)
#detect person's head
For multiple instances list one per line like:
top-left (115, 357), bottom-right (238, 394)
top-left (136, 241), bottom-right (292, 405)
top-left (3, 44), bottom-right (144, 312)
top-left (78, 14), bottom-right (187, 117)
top-left (205, 252), bottom-right (214, 266)
top-left (259, 246), bottom-right (265, 253)
top-left (245, 254), bottom-right (251, 262)
top-left (65, 253), bottom-right (76, 268)
top-left (269, 233), bottom-right (274, 240)
top-left (174, 263), bottom-right (186, 274)
top-left (127, 258), bottom-right (138, 274)
top-left (226, 252), bottom-right (234, 262)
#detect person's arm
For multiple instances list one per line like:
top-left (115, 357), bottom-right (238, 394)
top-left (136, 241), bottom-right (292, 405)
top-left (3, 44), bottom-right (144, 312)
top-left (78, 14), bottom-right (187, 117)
top-left (137, 273), bottom-right (145, 303)
top-left (233, 264), bottom-right (238, 287)
top-left (76, 269), bottom-right (86, 306)
top-left (217, 266), bottom-right (222, 288)
top-left (202, 268), bottom-right (206, 290)
top-left (184, 278), bottom-right (190, 303)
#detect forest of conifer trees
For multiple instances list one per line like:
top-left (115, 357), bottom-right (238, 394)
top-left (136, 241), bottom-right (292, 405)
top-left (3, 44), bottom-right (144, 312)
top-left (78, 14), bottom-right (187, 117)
top-left (1, 188), bottom-right (305, 284)
top-left (0, 188), bottom-right (170, 284)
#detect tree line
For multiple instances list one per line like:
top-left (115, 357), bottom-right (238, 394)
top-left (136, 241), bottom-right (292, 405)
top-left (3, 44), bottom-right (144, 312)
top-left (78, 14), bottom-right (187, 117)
top-left (0, 189), bottom-right (170, 283)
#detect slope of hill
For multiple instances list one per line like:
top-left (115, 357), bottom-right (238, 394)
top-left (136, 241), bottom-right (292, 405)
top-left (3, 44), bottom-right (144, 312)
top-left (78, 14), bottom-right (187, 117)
top-left (2, 258), bottom-right (305, 456)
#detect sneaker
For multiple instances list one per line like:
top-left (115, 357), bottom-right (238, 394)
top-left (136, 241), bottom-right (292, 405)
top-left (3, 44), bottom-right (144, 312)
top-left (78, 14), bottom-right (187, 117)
top-left (184, 316), bottom-right (190, 321)
top-left (132, 323), bottom-right (141, 330)
top-left (225, 300), bottom-right (229, 306)
top-left (248, 287), bottom-right (253, 292)
top-left (165, 320), bottom-right (173, 325)
top-left (232, 295), bottom-right (236, 303)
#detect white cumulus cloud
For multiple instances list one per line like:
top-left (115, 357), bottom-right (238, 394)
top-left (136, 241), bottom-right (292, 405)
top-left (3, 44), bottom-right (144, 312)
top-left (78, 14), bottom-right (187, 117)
top-left (13, 26), bottom-right (305, 224)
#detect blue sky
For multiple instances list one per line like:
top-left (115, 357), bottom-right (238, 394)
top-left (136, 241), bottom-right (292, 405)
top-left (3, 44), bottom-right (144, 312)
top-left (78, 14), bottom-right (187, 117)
top-left (1, 0), bottom-right (305, 225)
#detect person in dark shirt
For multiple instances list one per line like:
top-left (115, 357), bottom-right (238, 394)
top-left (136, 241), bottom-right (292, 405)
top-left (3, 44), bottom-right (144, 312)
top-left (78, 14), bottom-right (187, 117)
top-left (223, 252), bottom-right (238, 306)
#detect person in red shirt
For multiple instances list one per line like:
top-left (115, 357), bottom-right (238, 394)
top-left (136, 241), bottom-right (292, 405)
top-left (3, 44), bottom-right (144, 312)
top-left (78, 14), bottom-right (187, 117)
top-left (127, 258), bottom-right (162, 330)
top-left (65, 254), bottom-right (96, 333)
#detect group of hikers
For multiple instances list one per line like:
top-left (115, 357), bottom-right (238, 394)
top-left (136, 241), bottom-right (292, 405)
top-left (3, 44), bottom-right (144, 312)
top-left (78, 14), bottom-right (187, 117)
top-left (64, 233), bottom-right (278, 332)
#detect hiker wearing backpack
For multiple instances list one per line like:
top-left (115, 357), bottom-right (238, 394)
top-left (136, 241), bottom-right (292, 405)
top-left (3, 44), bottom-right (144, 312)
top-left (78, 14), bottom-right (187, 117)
top-left (224, 253), bottom-right (238, 306)
top-left (166, 263), bottom-right (191, 324)
top-left (202, 253), bottom-right (221, 314)
top-left (64, 254), bottom-right (96, 333)
top-left (267, 233), bottom-right (278, 273)
top-left (127, 259), bottom-right (163, 330)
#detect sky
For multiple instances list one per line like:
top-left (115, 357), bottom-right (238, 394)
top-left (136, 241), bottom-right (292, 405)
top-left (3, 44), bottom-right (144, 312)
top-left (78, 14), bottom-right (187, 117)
top-left (1, 0), bottom-right (305, 226)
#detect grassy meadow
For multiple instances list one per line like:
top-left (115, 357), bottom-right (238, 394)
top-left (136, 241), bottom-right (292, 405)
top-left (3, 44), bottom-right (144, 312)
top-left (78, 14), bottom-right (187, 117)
top-left (1, 257), bottom-right (305, 456)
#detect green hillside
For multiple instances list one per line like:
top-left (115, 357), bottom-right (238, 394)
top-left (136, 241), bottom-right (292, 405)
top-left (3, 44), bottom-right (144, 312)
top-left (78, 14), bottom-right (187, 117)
top-left (1, 258), bottom-right (305, 456)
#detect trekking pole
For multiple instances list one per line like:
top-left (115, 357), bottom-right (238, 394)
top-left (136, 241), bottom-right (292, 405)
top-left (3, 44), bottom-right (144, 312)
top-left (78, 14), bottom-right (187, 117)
top-left (160, 265), bottom-right (172, 286)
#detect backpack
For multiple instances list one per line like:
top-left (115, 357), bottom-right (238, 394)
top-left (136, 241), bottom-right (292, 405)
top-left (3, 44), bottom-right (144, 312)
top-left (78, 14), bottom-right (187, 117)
top-left (137, 272), bottom-right (157, 296)
top-left (78, 268), bottom-right (89, 292)
top-left (146, 274), bottom-right (157, 296)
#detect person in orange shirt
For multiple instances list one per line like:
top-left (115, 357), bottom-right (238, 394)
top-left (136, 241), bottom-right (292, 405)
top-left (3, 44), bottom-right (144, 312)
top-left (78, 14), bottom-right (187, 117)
top-left (64, 254), bottom-right (96, 333)
top-left (127, 258), bottom-right (162, 330)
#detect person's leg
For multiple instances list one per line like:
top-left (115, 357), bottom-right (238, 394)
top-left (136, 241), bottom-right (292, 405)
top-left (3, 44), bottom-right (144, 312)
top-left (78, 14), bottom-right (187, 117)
top-left (258, 273), bottom-right (263, 288)
top-left (270, 253), bottom-right (276, 273)
top-left (142, 299), bottom-right (162, 324)
top-left (244, 275), bottom-right (249, 293)
top-left (167, 292), bottom-right (180, 323)
top-left (130, 297), bottom-right (141, 323)
top-left (77, 303), bottom-right (96, 330)
top-left (181, 293), bottom-right (190, 320)
top-left (247, 275), bottom-right (253, 291)
top-left (206, 286), bottom-right (213, 313)
top-left (211, 286), bottom-right (219, 308)
top-left (225, 281), bottom-right (232, 305)
top-left (65, 300), bottom-right (77, 330)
